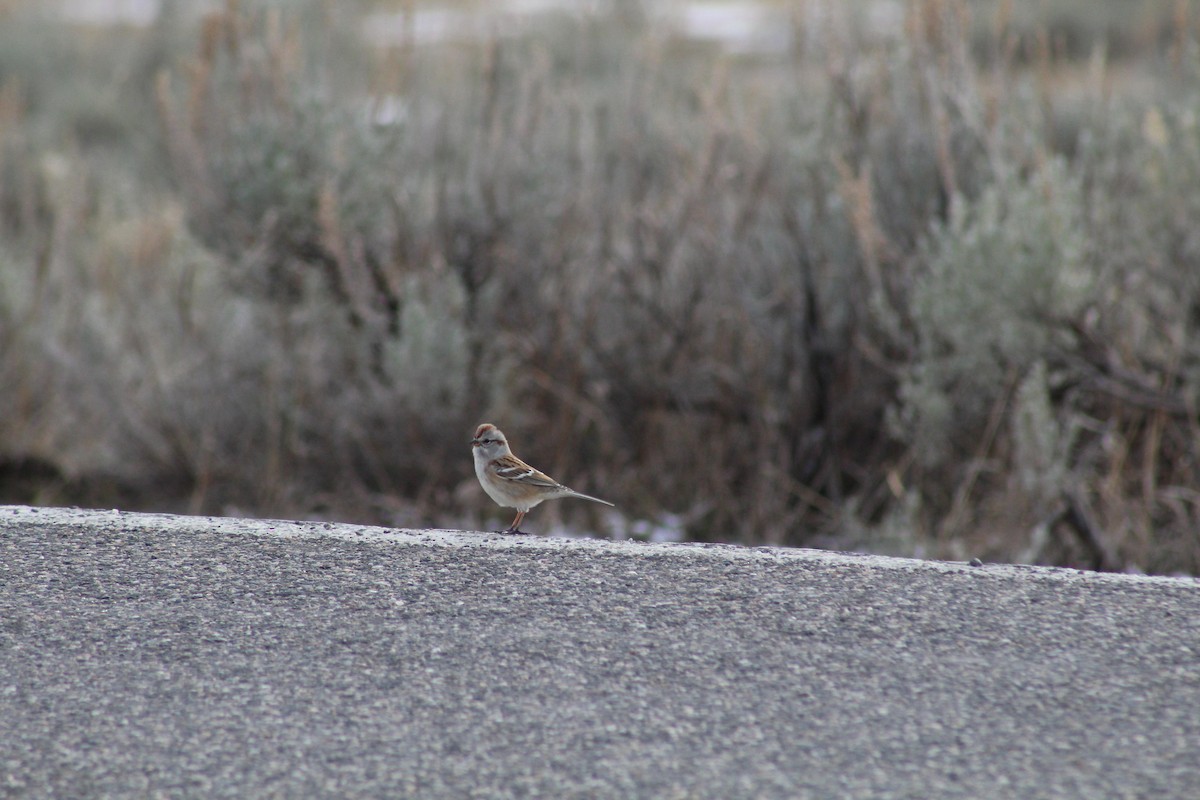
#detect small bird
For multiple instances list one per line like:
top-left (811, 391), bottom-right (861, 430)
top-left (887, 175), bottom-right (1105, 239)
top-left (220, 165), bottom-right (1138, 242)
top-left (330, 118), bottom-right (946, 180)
top-left (471, 423), bottom-right (614, 534)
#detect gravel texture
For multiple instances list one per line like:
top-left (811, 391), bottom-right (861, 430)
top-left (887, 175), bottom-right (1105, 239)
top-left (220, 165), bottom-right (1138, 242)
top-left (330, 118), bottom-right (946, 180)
top-left (1, 505), bottom-right (1198, 799)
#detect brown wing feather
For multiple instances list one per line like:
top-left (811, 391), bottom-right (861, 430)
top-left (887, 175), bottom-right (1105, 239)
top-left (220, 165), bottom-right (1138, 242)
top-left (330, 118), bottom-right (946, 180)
top-left (491, 455), bottom-right (563, 489)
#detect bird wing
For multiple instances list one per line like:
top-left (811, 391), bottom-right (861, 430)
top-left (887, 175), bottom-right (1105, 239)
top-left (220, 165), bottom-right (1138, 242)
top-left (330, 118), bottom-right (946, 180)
top-left (491, 455), bottom-right (563, 489)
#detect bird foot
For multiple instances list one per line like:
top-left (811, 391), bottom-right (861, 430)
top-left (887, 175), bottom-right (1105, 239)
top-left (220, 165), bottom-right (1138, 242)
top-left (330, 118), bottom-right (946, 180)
top-left (498, 527), bottom-right (526, 535)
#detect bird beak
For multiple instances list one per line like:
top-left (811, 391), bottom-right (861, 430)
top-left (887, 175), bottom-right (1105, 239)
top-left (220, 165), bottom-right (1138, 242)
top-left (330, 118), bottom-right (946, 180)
top-left (471, 439), bottom-right (480, 447)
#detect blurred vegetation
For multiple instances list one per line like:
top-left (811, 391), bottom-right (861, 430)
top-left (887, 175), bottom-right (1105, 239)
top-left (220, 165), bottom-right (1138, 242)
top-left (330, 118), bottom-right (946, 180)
top-left (2, 0), bottom-right (1200, 574)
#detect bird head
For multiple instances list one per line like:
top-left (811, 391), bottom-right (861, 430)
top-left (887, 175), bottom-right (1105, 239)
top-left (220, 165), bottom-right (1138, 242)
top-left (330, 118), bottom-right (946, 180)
top-left (471, 423), bottom-right (511, 459)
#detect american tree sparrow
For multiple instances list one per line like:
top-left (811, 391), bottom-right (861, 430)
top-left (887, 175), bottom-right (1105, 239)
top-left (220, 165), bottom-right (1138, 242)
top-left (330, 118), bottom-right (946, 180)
top-left (471, 423), bottom-right (614, 534)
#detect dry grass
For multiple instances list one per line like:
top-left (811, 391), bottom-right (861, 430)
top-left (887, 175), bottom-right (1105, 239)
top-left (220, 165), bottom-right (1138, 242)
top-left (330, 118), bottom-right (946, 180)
top-left (2, 0), bottom-right (1200, 573)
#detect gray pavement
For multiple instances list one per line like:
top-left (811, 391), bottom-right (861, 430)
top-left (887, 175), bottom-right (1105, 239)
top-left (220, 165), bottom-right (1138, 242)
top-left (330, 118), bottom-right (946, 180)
top-left (1, 504), bottom-right (1198, 799)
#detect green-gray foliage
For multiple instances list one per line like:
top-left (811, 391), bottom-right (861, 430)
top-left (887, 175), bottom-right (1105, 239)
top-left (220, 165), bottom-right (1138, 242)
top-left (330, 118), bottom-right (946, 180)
top-left (3, 0), bottom-right (1200, 572)
top-left (898, 159), bottom-right (1090, 471)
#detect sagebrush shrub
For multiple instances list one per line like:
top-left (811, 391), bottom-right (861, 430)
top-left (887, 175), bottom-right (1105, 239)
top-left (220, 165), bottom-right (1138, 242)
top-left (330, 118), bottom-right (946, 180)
top-left (897, 158), bottom-right (1090, 474)
top-left (2, 0), bottom-right (1200, 572)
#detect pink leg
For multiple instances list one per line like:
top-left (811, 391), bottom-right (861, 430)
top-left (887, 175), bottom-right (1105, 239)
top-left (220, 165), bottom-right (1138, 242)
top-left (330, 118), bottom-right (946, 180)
top-left (502, 510), bottom-right (526, 534)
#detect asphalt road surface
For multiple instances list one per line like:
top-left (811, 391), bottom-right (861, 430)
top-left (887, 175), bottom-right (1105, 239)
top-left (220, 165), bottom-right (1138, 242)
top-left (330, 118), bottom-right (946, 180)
top-left (1, 505), bottom-right (1198, 799)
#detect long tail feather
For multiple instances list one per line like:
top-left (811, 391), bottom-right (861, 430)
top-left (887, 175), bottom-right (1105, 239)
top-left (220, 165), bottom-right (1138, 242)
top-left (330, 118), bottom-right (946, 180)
top-left (567, 489), bottom-right (615, 507)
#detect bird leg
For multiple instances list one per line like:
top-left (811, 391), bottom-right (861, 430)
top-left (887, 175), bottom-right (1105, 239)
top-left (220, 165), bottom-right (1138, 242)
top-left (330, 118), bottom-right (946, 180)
top-left (500, 510), bottom-right (526, 534)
